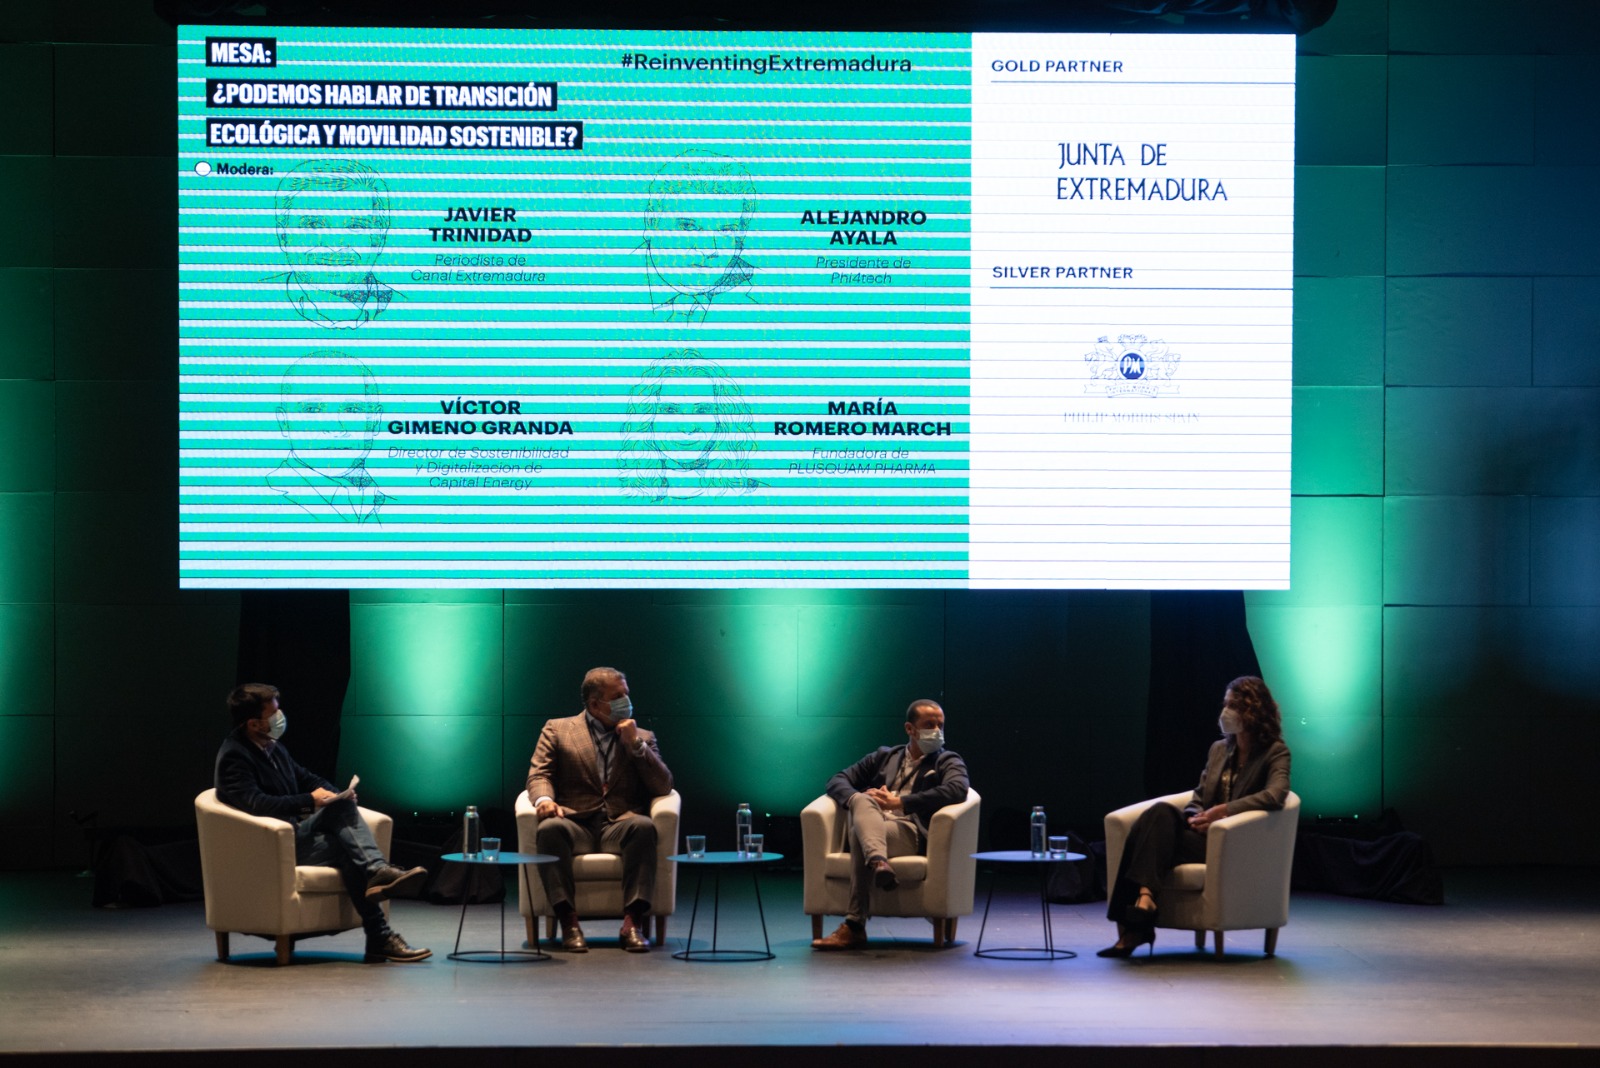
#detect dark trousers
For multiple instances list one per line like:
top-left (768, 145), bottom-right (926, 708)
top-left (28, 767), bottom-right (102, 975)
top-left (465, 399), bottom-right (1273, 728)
top-left (1106, 801), bottom-right (1207, 922)
top-left (295, 797), bottom-right (388, 937)
top-left (535, 811), bottom-right (657, 915)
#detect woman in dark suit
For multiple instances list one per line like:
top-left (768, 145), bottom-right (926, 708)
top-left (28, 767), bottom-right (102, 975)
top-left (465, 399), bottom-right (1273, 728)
top-left (1098, 675), bottom-right (1291, 957)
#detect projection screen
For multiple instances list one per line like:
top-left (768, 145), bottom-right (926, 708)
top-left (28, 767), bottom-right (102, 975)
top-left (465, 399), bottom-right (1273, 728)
top-left (178, 26), bottom-right (1295, 588)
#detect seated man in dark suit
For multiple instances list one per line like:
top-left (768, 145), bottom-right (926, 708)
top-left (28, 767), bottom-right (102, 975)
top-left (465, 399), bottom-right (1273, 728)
top-left (527, 666), bottom-right (674, 952)
top-left (214, 682), bottom-right (430, 962)
top-left (812, 698), bottom-right (969, 950)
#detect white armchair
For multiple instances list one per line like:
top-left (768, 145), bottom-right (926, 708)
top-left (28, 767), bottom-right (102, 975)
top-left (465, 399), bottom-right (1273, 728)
top-left (194, 788), bottom-right (393, 966)
top-left (1104, 789), bottom-right (1301, 956)
top-left (514, 789), bottom-right (680, 947)
top-left (801, 788), bottom-right (981, 947)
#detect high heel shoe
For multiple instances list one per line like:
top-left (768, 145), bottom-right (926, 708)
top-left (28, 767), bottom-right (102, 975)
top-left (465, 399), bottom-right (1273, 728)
top-left (1095, 925), bottom-right (1156, 958)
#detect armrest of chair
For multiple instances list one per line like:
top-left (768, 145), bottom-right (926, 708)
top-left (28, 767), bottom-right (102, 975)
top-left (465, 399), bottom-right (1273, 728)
top-left (1203, 791), bottom-right (1300, 927)
top-left (924, 788), bottom-right (981, 865)
top-left (513, 790), bottom-right (547, 920)
top-left (648, 789), bottom-right (681, 851)
top-left (801, 793), bottom-right (841, 851)
top-left (800, 793), bottom-right (841, 913)
top-left (649, 790), bottom-right (681, 914)
top-left (357, 805), bottom-right (392, 856)
top-left (197, 798), bottom-right (298, 880)
top-left (1104, 790), bottom-right (1191, 885)
top-left (194, 790), bottom-right (300, 931)
top-left (922, 788), bottom-right (981, 916)
top-left (514, 789), bottom-right (540, 855)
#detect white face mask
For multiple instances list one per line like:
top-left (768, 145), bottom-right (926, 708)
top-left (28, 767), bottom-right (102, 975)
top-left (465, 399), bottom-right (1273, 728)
top-left (914, 728), bottom-right (944, 755)
top-left (608, 696), bottom-right (633, 720)
top-left (1219, 709), bottom-right (1243, 736)
top-left (266, 710), bottom-right (287, 740)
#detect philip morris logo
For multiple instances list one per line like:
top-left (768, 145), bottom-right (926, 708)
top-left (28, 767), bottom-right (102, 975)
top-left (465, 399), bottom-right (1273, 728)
top-left (1084, 334), bottom-right (1180, 397)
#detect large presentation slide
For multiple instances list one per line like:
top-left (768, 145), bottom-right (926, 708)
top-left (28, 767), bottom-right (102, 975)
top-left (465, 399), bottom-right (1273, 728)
top-left (178, 26), bottom-right (1294, 588)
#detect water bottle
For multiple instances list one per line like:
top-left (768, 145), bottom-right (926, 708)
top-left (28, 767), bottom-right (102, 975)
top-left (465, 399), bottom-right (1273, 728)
top-left (1030, 806), bottom-right (1048, 857)
top-left (463, 805), bottom-right (482, 859)
top-left (735, 802), bottom-right (753, 856)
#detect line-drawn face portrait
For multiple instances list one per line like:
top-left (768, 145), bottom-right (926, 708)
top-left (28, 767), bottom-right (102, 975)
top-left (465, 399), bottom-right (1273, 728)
top-left (275, 352), bottom-right (382, 479)
top-left (648, 377), bottom-right (723, 464)
top-left (618, 352), bottom-right (760, 501)
top-left (275, 160), bottom-right (392, 292)
top-left (643, 151), bottom-right (757, 308)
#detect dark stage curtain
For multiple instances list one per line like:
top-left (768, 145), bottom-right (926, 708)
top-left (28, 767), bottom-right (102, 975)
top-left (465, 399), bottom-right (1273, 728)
top-left (234, 590), bottom-right (352, 778)
top-left (1144, 590), bottom-right (1262, 796)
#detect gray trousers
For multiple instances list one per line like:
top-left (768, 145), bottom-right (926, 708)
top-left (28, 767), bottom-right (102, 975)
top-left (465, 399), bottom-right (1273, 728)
top-left (844, 792), bottom-right (923, 924)
top-left (535, 811), bottom-right (657, 915)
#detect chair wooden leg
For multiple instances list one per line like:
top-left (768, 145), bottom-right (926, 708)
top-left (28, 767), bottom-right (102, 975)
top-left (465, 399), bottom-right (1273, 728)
top-left (274, 935), bottom-right (293, 966)
top-left (1214, 930), bottom-right (1225, 958)
top-left (947, 918), bottom-right (958, 943)
top-left (525, 914), bottom-right (537, 948)
top-left (654, 915), bottom-right (667, 946)
top-left (932, 919), bottom-right (946, 949)
top-left (1264, 928), bottom-right (1279, 957)
top-left (811, 915), bottom-right (823, 940)
top-left (1194, 930), bottom-right (1206, 950)
top-left (215, 932), bottom-right (230, 962)
top-left (545, 915), bottom-right (557, 939)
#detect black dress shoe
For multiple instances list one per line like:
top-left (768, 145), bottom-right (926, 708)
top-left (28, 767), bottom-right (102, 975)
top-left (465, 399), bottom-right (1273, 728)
top-left (561, 922), bottom-right (589, 953)
top-left (1096, 926), bottom-right (1156, 958)
top-left (619, 916), bottom-right (651, 953)
top-left (365, 864), bottom-right (428, 901)
top-left (364, 931), bottom-right (432, 963)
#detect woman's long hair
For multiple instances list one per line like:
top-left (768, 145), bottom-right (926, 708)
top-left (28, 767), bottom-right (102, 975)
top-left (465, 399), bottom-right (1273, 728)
top-left (1225, 675), bottom-right (1282, 746)
top-left (616, 351), bottom-right (757, 501)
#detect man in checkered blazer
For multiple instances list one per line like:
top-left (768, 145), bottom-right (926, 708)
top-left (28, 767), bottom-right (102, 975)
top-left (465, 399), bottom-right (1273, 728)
top-left (526, 666), bottom-right (674, 952)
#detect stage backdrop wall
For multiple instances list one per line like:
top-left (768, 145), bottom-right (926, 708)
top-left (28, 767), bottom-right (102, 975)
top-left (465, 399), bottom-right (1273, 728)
top-left (1, 0), bottom-right (1595, 868)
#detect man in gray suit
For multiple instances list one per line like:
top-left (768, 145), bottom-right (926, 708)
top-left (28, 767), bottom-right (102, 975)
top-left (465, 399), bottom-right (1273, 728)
top-left (527, 666), bottom-right (673, 952)
top-left (813, 698), bottom-right (969, 950)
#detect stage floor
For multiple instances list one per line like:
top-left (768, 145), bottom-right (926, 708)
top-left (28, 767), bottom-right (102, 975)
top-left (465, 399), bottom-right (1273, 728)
top-left (1, 866), bottom-right (1596, 1065)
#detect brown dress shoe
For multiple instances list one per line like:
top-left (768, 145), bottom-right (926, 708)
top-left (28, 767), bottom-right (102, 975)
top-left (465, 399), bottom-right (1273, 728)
top-left (619, 916), bottom-right (651, 953)
top-left (871, 859), bottom-right (898, 891)
top-left (812, 921), bottom-right (868, 951)
top-left (365, 865), bottom-right (427, 901)
top-left (363, 931), bottom-right (432, 963)
top-left (561, 921), bottom-right (589, 953)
